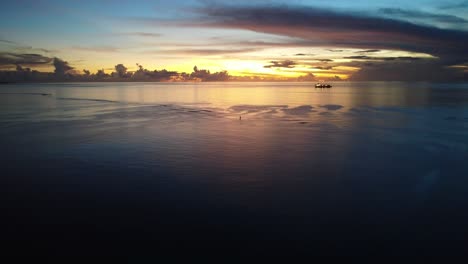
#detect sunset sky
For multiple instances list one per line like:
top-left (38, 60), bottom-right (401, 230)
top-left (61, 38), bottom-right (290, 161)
top-left (1, 0), bottom-right (468, 80)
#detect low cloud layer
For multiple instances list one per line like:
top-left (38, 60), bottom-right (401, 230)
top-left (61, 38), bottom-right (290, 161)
top-left (343, 56), bottom-right (422, 61)
top-left (356, 49), bottom-right (380, 53)
top-left (0, 52), bottom-right (53, 66)
top-left (264, 60), bottom-right (296, 68)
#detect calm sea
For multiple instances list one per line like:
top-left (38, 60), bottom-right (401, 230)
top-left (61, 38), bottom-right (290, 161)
top-left (1, 82), bottom-right (468, 256)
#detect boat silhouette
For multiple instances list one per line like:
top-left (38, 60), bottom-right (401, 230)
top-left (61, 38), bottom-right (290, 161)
top-left (315, 83), bottom-right (332, 88)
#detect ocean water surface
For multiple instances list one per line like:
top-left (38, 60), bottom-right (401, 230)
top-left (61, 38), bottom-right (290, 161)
top-left (1, 82), bottom-right (468, 255)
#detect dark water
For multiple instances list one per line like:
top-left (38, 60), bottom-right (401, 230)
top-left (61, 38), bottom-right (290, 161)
top-left (1, 82), bottom-right (468, 256)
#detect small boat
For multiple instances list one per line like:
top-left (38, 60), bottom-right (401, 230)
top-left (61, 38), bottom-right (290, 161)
top-left (315, 83), bottom-right (332, 88)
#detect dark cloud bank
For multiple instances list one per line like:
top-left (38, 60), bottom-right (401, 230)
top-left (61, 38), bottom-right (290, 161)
top-left (189, 4), bottom-right (468, 81)
top-left (194, 5), bottom-right (468, 57)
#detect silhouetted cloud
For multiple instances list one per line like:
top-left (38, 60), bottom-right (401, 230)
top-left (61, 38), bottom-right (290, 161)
top-left (344, 56), bottom-right (375, 60)
top-left (311, 66), bottom-right (334, 70)
top-left (0, 62), bottom-right (234, 82)
top-left (53, 58), bottom-right (73, 75)
top-left (0, 52), bottom-right (80, 82)
top-left (344, 56), bottom-right (422, 61)
top-left (295, 53), bottom-right (314, 56)
top-left (264, 60), bottom-right (296, 68)
top-left (0, 39), bottom-right (56, 53)
top-left (114, 64), bottom-right (128, 78)
top-left (315, 59), bottom-right (333, 62)
top-left (191, 65), bottom-right (229, 81)
top-left (356, 49), bottom-right (380, 53)
top-left (0, 52), bottom-right (53, 67)
top-left (297, 73), bottom-right (317, 81)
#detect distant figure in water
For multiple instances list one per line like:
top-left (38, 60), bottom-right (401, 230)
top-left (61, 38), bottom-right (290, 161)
top-left (239, 116), bottom-right (242, 120)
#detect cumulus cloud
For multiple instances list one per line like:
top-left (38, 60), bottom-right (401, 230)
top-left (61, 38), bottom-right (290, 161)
top-left (0, 52), bottom-right (80, 82)
top-left (53, 57), bottom-right (74, 75)
top-left (114, 64), bottom-right (128, 78)
top-left (297, 73), bottom-right (317, 81)
top-left (191, 65), bottom-right (229, 81)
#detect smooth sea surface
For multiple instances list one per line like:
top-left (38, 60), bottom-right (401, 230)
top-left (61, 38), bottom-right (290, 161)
top-left (1, 82), bottom-right (468, 256)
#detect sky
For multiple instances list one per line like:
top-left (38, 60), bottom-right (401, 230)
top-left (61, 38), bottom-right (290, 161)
top-left (1, 0), bottom-right (468, 81)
